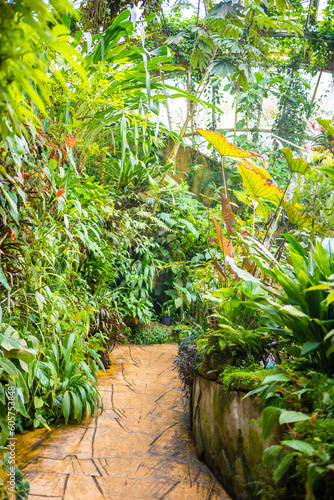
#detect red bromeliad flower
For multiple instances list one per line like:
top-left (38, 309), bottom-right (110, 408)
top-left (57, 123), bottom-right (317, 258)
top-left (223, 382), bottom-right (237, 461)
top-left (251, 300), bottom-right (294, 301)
top-left (209, 235), bottom-right (215, 243)
top-left (66, 135), bottom-right (76, 148)
top-left (241, 230), bottom-right (248, 235)
top-left (57, 188), bottom-right (65, 198)
top-left (309, 121), bottom-right (316, 129)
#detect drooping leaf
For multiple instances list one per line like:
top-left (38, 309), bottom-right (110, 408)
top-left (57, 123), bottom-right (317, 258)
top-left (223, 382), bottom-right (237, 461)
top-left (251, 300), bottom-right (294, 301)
top-left (62, 391), bottom-right (71, 424)
top-left (284, 234), bottom-right (305, 257)
top-left (212, 217), bottom-right (234, 257)
top-left (226, 256), bottom-right (261, 284)
top-left (262, 374), bottom-right (290, 384)
top-left (209, 60), bottom-right (237, 79)
top-left (0, 266), bottom-right (10, 291)
top-left (0, 358), bottom-right (19, 378)
top-left (262, 445), bottom-right (283, 466)
top-left (212, 257), bottom-right (226, 279)
top-left (196, 129), bottom-right (261, 158)
top-left (261, 406), bottom-right (281, 441)
top-left (273, 452), bottom-right (298, 482)
top-left (317, 167), bottom-right (334, 179)
top-left (179, 219), bottom-right (199, 239)
top-left (5, 349), bottom-right (35, 365)
top-left (238, 164), bottom-right (283, 202)
top-left (300, 341), bottom-right (321, 356)
top-left (220, 194), bottom-right (235, 237)
top-left (207, 1), bottom-right (238, 18)
top-left (282, 147), bottom-right (311, 175)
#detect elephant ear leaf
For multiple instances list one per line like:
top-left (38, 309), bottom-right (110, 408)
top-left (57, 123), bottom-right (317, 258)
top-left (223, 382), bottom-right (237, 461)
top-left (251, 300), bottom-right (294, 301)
top-left (282, 147), bottom-right (311, 175)
top-left (220, 194), bottom-right (235, 237)
top-left (212, 216), bottom-right (234, 258)
top-left (239, 158), bottom-right (272, 179)
top-left (281, 200), bottom-right (320, 230)
top-left (196, 129), bottom-right (261, 158)
top-left (316, 118), bottom-right (334, 140)
top-left (238, 164), bottom-right (283, 202)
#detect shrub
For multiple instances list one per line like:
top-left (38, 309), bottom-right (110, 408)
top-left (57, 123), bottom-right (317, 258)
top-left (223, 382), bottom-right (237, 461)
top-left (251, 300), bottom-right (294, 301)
top-left (131, 324), bottom-right (169, 344)
top-left (174, 332), bottom-right (201, 397)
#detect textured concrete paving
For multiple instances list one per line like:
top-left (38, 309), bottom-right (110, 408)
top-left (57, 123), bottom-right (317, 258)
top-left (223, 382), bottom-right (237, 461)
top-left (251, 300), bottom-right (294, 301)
top-left (15, 344), bottom-right (230, 499)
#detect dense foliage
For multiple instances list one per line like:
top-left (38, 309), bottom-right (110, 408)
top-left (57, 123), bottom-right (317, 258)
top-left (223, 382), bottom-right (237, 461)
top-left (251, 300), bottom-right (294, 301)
top-left (1, 0), bottom-right (334, 498)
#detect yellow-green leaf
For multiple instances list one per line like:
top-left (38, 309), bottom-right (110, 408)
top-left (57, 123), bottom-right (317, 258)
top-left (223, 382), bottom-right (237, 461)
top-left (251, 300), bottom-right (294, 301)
top-left (316, 118), bottom-right (334, 140)
top-left (282, 147), bottom-right (311, 175)
top-left (238, 164), bottom-right (283, 202)
top-left (196, 129), bottom-right (261, 158)
top-left (239, 158), bottom-right (272, 179)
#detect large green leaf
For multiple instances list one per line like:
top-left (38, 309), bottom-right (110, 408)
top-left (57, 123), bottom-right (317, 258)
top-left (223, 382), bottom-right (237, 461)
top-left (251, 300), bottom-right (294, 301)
top-left (282, 148), bottom-right (311, 175)
top-left (261, 406), bottom-right (281, 441)
top-left (279, 411), bottom-right (311, 425)
top-left (300, 341), bottom-right (321, 356)
top-left (0, 358), bottom-right (19, 378)
top-left (5, 349), bottom-right (35, 365)
top-left (273, 452), bottom-right (298, 482)
top-left (282, 440), bottom-right (315, 456)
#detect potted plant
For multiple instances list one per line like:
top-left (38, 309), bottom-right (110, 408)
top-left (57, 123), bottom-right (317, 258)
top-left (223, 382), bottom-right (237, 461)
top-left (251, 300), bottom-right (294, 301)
top-left (160, 300), bottom-right (173, 326)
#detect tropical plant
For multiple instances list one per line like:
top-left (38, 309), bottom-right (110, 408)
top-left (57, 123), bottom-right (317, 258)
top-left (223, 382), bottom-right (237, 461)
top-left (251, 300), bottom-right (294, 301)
top-left (131, 324), bottom-right (169, 345)
top-left (174, 330), bottom-right (201, 398)
top-left (243, 237), bottom-right (334, 375)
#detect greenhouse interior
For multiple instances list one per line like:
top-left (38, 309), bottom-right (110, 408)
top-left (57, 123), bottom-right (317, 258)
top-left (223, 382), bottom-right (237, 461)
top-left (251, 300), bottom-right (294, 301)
top-left (1, 0), bottom-right (334, 499)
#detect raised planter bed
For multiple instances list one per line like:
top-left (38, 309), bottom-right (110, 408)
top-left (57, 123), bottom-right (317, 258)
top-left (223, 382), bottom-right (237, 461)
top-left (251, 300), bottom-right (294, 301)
top-left (190, 373), bottom-right (276, 500)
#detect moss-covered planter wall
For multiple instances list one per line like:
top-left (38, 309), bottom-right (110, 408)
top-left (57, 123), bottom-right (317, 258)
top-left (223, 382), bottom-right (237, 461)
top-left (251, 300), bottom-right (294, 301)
top-left (191, 373), bottom-right (275, 500)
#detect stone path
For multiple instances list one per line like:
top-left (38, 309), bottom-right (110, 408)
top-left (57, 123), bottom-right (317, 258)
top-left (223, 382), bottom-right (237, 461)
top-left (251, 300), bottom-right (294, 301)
top-left (15, 344), bottom-right (230, 499)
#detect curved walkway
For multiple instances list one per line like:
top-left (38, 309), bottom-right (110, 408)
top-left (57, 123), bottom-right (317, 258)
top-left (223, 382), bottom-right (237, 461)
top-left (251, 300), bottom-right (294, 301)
top-left (15, 344), bottom-right (230, 499)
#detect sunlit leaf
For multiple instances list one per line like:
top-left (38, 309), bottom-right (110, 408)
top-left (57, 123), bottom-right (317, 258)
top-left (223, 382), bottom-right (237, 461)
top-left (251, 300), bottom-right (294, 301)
top-left (316, 118), bottom-right (334, 140)
top-left (239, 158), bottom-right (272, 179)
top-left (238, 164), bottom-right (283, 201)
top-left (196, 129), bottom-right (261, 158)
top-left (282, 148), bottom-right (311, 175)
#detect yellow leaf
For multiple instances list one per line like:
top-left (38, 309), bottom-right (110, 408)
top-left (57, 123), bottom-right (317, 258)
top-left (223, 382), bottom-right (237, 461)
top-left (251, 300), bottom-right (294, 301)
top-left (73, 311), bottom-right (82, 322)
top-left (238, 164), bottom-right (283, 202)
top-left (196, 129), bottom-right (261, 158)
top-left (239, 158), bottom-right (272, 179)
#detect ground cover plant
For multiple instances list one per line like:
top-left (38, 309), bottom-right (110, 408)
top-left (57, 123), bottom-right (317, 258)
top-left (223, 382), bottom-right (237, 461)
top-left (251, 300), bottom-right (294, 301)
top-left (131, 323), bottom-right (170, 345)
